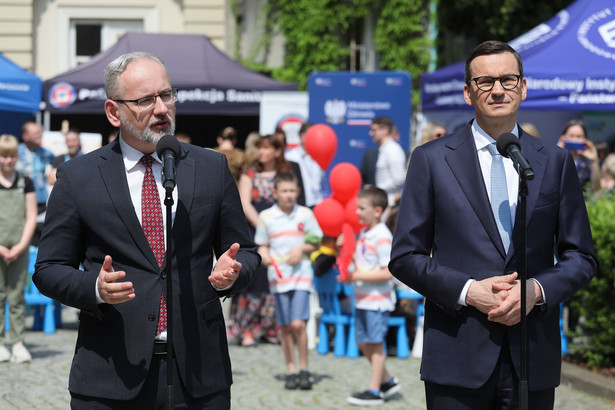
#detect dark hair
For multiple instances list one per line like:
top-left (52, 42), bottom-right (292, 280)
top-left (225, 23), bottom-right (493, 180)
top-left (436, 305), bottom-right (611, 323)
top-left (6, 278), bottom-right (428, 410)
top-left (464, 41), bottom-right (524, 84)
top-left (561, 119), bottom-right (587, 139)
top-left (254, 133), bottom-right (291, 173)
top-left (358, 186), bottom-right (388, 211)
top-left (67, 127), bottom-right (81, 134)
top-left (273, 171), bottom-right (298, 188)
top-left (299, 122), bottom-right (313, 135)
top-left (371, 116), bottom-right (395, 133)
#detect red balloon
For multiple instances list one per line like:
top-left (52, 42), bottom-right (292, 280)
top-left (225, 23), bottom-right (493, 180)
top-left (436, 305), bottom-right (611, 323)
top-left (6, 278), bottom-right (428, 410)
top-left (313, 197), bottom-right (345, 237)
top-left (329, 162), bottom-right (362, 204)
top-left (337, 223), bottom-right (356, 281)
top-left (304, 124), bottom-right (338, 170)
top-left (344, 196), bottom-right (365, 234)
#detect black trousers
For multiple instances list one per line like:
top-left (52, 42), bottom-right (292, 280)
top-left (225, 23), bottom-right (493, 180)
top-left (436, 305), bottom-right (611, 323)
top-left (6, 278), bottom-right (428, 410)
top-left (425, 344), bottom-right (554, 410)
top-left (70, 354), bottom-right (230, 409)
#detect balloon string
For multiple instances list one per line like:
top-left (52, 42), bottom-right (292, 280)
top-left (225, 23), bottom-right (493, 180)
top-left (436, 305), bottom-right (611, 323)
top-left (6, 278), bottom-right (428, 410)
top-left (270, 258), bottom-right (283, 278)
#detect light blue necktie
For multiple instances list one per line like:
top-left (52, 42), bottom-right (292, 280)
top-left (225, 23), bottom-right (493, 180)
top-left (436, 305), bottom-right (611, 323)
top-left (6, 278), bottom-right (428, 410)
top-left (487, 143), bottom-right (512, 253)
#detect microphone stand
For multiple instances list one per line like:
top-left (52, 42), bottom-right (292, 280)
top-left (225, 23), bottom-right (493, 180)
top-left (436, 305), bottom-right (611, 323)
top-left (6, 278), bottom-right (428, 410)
top-left (164, 189), bottom-right (174, 410)
top-left (518, 177), bottom-right (529, 410)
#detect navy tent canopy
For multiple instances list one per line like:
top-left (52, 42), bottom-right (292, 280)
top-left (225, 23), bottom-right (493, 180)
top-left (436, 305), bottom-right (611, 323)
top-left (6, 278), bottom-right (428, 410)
top-left (421, 0), bottom-right (615, 112)
top-left (43, 32), bottom-right (296, 115)
top-left (0, 52), bottom-right (41, 114)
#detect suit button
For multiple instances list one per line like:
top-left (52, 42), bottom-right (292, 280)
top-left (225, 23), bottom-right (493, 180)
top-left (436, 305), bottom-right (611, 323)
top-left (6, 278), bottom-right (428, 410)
top-left (148, 314), bottom-right (156, 321)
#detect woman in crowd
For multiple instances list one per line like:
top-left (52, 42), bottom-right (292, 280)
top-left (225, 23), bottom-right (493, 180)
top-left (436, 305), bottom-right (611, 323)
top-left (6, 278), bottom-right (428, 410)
top-left (227, 133), bottom-right (295, 347)
top-left (557, 119), bottom-right (601, 193)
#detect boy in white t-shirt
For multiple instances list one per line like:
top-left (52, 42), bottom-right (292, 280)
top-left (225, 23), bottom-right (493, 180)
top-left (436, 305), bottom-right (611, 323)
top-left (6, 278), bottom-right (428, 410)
top-left (343, 186), bottom-right (400, 406)
top-left (255, 172), bottom-right (322, 391)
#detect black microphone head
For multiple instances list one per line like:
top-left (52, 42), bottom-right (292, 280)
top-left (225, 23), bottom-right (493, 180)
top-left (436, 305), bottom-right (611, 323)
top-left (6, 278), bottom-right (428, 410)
top-left (156, 135), bottom-right (181, 158)
top-left (496, 132), bottom-right (520, 157)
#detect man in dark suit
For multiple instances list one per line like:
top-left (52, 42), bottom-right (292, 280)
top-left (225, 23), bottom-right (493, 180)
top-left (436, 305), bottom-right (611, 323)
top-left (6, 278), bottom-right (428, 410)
top-left (390, 41), bottom-right (597, 409)
top-left (33, 52), bottom-right (260, 408)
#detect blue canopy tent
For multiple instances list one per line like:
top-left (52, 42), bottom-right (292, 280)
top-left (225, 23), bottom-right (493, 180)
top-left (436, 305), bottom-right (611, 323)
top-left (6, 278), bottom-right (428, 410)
top-left (420, 0), bottom-right (615, 145)
top-left (0, 52), bottom-right (42, 136)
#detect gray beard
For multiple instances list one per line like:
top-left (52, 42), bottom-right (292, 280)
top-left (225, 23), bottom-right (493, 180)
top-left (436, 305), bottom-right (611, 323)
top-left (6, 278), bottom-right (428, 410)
top-left (119, 110), bottom-right (176, 145)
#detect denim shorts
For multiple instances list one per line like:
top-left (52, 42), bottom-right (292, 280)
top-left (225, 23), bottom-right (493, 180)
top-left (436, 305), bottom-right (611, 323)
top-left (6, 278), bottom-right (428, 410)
top-left (355, 308), bottom-right (390, 344)
top-left (274, 290), bottom-right (310, 326)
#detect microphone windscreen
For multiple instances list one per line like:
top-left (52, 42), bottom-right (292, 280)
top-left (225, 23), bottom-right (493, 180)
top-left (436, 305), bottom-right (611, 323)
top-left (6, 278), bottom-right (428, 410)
top-left (156, 135), bottom-right (181, 158)
top-left (496, 132), bottom-right (520, 157)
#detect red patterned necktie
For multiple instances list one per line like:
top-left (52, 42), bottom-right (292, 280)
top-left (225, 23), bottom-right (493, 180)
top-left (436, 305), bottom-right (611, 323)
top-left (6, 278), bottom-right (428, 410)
top-left (140, 155), bottom-right (167, 334)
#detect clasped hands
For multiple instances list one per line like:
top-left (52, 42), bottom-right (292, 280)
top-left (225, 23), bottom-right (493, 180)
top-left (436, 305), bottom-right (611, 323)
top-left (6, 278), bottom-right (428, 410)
top-left (97, 243), bottom-right (243, 304)
top-left (466, 272), bottom-right (543, 326)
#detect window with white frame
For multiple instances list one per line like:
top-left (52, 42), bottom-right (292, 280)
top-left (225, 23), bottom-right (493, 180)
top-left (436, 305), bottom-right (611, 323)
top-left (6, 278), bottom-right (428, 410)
top-left (71, 19), bottom-right (143, 67)
top-left (56, 7), bottom-right (158, 74)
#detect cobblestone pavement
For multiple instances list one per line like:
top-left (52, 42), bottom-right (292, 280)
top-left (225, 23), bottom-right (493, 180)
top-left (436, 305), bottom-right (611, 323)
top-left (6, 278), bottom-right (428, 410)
top-left (1, 307), bottom-right (613, 409)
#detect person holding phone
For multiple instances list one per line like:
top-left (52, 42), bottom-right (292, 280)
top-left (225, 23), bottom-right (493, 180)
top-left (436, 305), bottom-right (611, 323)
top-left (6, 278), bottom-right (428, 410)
top-left (557, 119), bottom-right (600, 192)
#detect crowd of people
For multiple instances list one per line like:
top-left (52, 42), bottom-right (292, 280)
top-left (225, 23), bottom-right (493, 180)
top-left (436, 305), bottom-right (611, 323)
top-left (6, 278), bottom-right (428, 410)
top-left (0, 41), bottom-right (610, 408)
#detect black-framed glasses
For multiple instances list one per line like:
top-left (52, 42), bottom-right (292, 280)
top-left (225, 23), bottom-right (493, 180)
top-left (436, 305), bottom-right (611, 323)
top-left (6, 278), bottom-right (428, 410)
top-left (113, 88), bottom-right (178, 110)
top-left (467, 75), bottom-right (521, 92)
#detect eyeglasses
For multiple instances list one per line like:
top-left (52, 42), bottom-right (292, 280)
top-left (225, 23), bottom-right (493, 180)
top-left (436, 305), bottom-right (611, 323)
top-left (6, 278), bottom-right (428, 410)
top-left (467, 75), bottom-right (521, 92)
top-left (113, 89), bottom-right (178, 110)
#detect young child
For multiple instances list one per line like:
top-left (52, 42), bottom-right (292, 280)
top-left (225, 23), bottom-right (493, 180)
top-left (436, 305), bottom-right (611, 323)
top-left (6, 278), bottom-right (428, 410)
top-left (0, 134), bottom-right (37, 363)
top-left (254, 172), bottom-right (322, 390)
top-left (344, 186), bottom-right (400, 406)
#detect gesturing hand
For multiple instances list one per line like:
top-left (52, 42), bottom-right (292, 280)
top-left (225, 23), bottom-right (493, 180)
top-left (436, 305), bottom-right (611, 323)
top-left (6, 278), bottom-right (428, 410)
top-left (97, 255), bottom-right (135, 304)
top-left (209, 243), bottom-right (242, 289)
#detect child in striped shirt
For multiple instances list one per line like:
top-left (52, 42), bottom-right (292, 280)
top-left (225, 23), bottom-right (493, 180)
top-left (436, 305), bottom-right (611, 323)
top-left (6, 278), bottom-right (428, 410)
top-left (255, 172), bottom-right (322, 391)
top-left (344, 186), bottom-right (400, 406)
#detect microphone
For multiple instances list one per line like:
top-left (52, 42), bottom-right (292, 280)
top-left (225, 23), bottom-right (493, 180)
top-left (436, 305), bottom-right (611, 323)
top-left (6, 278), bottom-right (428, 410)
top-left (156, 135), bottom-right (181, 191)
top-left (496, 132), bottom-right (534, 181)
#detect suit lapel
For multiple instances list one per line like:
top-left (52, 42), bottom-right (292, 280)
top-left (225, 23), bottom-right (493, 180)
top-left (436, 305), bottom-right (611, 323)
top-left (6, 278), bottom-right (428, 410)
top-left (445, 126), bottom-right (507, 257)
top-left (99, 142), bottom-right (161, 271)
top-left (170, 145), bottom-right (195, 258)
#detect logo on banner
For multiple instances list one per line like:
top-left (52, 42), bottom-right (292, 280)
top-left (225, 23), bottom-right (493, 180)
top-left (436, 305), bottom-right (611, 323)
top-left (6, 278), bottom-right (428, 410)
top-left (48, 82), bottom-right (77, 108)
top-left (277, 114), bottom-right (305, 148)
top-left (314, 77), bottom-right (332, 87)
top-left (509, 10), bottom-right (569, 53)
top-left (578, 8), bottom-right (615, 60)
top-left (350, 78), bottom-right (367, 87)
top-left (324, 99), bottom-right (347, 124)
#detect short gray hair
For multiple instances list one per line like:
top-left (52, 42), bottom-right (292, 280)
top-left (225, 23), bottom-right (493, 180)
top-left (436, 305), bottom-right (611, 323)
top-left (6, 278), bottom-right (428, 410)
top-left (104, 52), bottom-right (168, 99)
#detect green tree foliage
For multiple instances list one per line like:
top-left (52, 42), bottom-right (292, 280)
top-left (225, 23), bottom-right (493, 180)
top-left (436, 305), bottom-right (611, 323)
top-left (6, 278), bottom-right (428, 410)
top-left (374, 0), bottom-right (431, 106)
top-left (244, 0), bottom-right (430, 96)
top-left (570, 193), bottom-right (615, 367)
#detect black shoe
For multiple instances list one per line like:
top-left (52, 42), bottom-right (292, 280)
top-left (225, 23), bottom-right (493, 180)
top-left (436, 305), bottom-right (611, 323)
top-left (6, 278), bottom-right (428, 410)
top-left (284, 373), bottom-right (299, 390)
top-left (380, 377), bottom-right (401, 400)
top-left (347, 390), bottom-right (384, 406)
top-left (298, 369), bottom-right (313, 390)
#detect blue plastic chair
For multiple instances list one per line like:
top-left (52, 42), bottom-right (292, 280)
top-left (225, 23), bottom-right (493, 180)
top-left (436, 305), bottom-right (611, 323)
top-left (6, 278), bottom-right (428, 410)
top-left (395, 288), bottom-right (424, 358)
top-left (314, 268), bottom-right (358, 357)
top-left (560, 302), bottom-right (568, 355)
top-left (24, 246), bottom-right (60, 334)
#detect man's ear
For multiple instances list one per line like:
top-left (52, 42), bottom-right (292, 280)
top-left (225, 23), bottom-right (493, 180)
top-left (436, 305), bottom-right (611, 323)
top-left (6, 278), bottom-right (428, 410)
top-left (105, 100), bottom-right (121, 127)
top-left (463, 84), bottom-right (474, 107)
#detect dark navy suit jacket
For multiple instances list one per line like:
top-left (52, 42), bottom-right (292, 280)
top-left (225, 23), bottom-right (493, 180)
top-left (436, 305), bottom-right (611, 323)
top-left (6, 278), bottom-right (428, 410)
top-left (390, 123), bottom-right (597, 391)
top-left (34, 140), bottom-right (260, 400)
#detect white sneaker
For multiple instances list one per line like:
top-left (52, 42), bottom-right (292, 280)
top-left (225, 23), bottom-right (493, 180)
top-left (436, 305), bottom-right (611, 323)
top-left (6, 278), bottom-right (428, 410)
top-left (11, 343), bottom-right (32, 363)
top-left (0, 345), bottom-right (10, 362)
